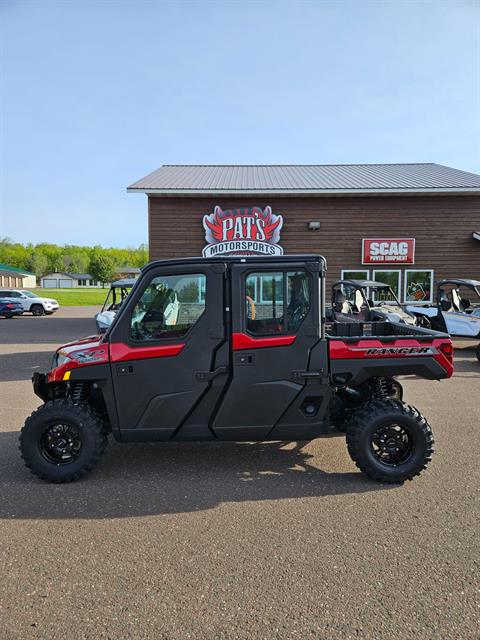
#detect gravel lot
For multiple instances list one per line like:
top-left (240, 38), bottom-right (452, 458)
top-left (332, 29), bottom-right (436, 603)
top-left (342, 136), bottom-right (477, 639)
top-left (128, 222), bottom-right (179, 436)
top-left (0, 308), bottom-right (478, 640)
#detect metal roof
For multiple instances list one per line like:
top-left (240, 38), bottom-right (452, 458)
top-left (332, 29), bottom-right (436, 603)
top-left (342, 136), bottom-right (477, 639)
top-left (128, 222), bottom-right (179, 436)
top-left (128, 163), bottom-right (480, 195)
top-left (0, 263), bottom-right (34, 275)
top-left (0, 269), bottom-right (25, 278)
top-left (42, 272), bottom-right (93, 280)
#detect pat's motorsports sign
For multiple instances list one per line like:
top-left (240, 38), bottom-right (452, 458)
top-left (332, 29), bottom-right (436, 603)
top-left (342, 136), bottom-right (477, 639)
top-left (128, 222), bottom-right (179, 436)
top-left (362, 238), bottom-right (415, 265)
top-left (202, 206), bottom-right (284, 257)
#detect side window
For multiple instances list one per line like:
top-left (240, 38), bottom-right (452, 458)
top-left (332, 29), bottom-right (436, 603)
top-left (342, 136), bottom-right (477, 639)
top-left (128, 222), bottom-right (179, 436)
top-left (245, 271), bottom-right (310, 335)
top-left (131, 273), bottom-right (206, 341)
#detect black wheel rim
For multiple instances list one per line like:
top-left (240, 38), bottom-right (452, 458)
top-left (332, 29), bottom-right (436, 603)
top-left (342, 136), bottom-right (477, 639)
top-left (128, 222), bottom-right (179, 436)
top-left (371, 423), bottom-right (413, 466)
top-left (40, 423), bottom-right (82, 465)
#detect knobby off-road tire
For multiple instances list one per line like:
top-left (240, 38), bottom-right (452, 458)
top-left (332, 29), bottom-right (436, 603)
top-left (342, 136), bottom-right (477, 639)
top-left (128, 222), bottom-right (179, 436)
top-left (476, 343), bottom-right (480, 364)
top-left (30, 304), bottom-right (45, 316)
top-left (346, 399), bottom-right (434, 484)
top-left (19, 399), bottom-right (108, 483)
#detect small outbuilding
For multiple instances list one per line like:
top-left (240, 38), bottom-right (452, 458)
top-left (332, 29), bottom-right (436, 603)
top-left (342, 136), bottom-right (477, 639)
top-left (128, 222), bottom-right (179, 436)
top-left (40, 272), bottom-right (101, 288)
top-left (0, 263), bottom-right (36, 288)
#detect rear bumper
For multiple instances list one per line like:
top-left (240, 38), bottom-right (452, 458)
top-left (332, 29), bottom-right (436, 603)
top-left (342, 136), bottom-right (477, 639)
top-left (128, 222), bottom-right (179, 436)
top-left (2, 309), bottom-right (23, 316)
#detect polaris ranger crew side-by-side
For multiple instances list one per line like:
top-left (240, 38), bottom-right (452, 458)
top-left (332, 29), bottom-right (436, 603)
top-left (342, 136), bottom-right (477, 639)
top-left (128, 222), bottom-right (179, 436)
top-left (20, 256), bottom-right (454, 484)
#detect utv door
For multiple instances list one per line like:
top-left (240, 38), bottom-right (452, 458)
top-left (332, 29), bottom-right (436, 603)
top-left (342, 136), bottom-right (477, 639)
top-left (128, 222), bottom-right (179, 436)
top-left (108, 263), bottom-right (227, 440)
top-left (212, 261), bottom-right (330, 440)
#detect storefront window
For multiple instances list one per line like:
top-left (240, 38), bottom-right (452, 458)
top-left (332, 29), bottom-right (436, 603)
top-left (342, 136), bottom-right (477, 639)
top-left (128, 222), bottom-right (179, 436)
top-left (404, 270), bottom-right (433, 303)
top-left (372, 270), bottom-right (401, 301)
top-left (341, 270), bottom-right (369, 281)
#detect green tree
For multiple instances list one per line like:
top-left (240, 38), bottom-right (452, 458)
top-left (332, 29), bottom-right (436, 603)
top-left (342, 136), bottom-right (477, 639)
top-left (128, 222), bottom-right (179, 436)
top-left (88, 255), bottom-right (116, 287)
top-left (28, 252), bottom-right (49, 278)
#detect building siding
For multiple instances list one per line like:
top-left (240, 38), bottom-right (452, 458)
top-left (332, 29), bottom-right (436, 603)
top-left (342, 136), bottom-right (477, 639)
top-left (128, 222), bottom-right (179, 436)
top-left (148, 195), bottom-right (480, 291)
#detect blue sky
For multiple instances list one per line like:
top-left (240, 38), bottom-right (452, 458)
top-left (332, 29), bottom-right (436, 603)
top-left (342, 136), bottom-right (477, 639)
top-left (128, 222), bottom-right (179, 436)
top-left (1, 0), bottom-right (479, 247)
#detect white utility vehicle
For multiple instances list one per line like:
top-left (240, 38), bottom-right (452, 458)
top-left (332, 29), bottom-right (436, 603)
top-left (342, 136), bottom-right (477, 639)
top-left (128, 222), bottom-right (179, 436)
top-left (95, 278), bottom-right (135, 333)
top-left (95, 277), bottom-right (180, 333)
top-left (406, 279), bottom-right (480, 362)
top-left (0, 289), bottom-right (59, 316)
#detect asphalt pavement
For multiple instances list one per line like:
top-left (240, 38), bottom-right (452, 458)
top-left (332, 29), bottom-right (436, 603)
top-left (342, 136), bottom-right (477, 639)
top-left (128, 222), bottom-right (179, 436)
top-left (0, 308), bottom-right (478, 639)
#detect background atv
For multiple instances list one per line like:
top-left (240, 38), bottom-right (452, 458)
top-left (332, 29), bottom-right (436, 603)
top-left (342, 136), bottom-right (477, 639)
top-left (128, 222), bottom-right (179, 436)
top-left (330, 279), bottom-right (418, 326)
top-left (406, 279), bottom-right (480, 362)
top-left (20, 255), bottom-right (453, 485)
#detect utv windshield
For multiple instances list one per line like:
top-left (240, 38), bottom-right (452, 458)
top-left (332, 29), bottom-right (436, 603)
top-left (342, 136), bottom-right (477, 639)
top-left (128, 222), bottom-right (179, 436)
top-left (370, 286), bottom-right (401, 305)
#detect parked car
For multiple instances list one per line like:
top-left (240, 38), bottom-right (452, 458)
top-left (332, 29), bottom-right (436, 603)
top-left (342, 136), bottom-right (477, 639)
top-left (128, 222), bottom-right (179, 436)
top-left (330, 279), bottom-right (418, 326)
top-left (0, 297), bottom-right (24, 318)
top-left (0, 289), bottom-right (59, 316)
top-left (20, 255), bottom-right (453, 485)
top-left (406, 278), bottom-right (480, 362)
top-left (95, 278), bottom-right (136, 333)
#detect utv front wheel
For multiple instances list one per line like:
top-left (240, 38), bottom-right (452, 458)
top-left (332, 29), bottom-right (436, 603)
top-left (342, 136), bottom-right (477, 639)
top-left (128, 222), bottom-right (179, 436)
top-left (19, 400), bottom-right (108, 482)
top-left (346, 399), bottom-right (434, 484)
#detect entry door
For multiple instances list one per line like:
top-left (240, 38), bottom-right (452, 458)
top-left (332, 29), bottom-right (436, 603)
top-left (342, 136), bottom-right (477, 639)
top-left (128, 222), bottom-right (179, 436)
top-left (212, 262), bottom-right (321, 440)
top-left (109, 264), bottom-right (226, 438)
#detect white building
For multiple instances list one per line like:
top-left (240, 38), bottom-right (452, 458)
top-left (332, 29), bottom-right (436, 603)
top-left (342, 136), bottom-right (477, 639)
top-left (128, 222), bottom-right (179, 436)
top-left (40, 272), bottom-right (102, 288)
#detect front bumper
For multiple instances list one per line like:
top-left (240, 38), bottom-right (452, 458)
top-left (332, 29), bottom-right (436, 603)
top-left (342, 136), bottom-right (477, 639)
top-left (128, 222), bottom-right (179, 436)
top-left (32, 372), bottom-right (49, 401)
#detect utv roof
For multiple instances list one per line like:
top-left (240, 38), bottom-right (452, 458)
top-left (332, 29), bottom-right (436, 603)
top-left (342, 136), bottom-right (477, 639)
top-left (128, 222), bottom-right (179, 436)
top-left (335, 279), bottom-right (390, 288)
top-left (110, 278), bottom-right (137, 288)
top-left (438, 278), bottom-right (480, 287)
top-left (143, 254), bottom-right (327, 271)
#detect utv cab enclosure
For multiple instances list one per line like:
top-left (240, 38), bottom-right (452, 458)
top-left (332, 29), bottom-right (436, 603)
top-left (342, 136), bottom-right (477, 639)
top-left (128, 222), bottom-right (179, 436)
top-left (21, 255), bottom-right (454, 485)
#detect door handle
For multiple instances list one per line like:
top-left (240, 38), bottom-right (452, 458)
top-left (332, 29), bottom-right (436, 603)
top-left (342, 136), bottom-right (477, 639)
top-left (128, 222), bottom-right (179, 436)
top-left (292, 370), bottom-right (323, 379)
top-left (195, 366), bottom-right (228, 381)
top-left (117, 364), bottom-right (134, 376)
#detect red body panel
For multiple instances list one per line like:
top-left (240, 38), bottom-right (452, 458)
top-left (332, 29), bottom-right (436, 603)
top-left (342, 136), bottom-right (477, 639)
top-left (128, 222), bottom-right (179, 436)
top-left (329, 337), bottom-right (454, 377)
top-left (109, 342), bottom-right (185, 362)
top-left (232, 332), bottom-right (297, 350)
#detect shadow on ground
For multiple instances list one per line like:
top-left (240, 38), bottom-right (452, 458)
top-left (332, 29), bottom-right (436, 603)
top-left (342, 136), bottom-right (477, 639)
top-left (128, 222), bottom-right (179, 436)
top-left (0, 315), bottom-right (97, 345)
top-left (0, 432), bottom-right (391, 520)
top-left (0, 351), bottom-right (54, 381)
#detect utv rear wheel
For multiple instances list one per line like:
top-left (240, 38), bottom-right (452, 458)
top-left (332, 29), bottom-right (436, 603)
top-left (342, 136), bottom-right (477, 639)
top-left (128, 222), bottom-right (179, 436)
top-left (346, 399), bottom-right (434, 484)
top-left (19, 400), bottom-right (108, 482)
top-left (31, 304), bottom-right (45, 316)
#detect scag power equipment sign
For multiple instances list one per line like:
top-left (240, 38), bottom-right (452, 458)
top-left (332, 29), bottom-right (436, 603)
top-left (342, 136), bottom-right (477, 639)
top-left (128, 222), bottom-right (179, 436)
top-left (362, 238), bottom-right (415, 265)
top-left (202, 206), bottom-right (284, 257)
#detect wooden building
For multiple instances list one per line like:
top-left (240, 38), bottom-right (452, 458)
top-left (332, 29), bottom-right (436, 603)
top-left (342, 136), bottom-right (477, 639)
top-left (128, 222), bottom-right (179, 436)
top-left (128, 164), bottom-right (480, 304)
